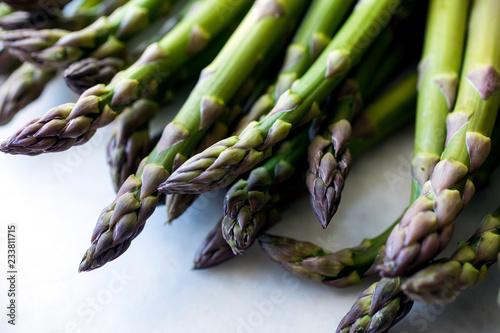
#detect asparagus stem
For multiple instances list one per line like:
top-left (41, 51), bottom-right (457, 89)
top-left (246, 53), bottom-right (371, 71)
top-left (260, 71), bottom-right (418, 287)
top-left (1, 0), bottom-right (173, 69)
top-left (0, 63), bottom-right (56, 125)
top-left (0, 0), bottom-right (250, 156)
top-left (222, 129), bottom-right (310, 254)
top-left (336, 278), bottom-right (414, 333)
top-left (63, 0), bottom-right (189, 93)
top-left (160, 0), bottom-right (404, 195)
top-left (307, 27), bottom-right (397, 229)
top-left (78, 0), bottom-right (308, 272)
top-left (402, 207), bottom-right (500, 304)
top-left (380, 0), bottom-right (500, 278)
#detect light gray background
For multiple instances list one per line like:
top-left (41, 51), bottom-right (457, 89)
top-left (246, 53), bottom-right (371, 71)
top-left (0, 75), bottom-right (499, 333)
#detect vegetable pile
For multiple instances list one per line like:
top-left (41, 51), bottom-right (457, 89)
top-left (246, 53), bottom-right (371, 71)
top-left (1, 0), bottom-right (500, 331)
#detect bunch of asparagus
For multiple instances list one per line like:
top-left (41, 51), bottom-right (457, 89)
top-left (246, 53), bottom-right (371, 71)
top-left (1, 0), bottom-right (500, 331)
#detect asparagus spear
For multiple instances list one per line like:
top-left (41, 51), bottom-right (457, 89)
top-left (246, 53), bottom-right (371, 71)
top-left (63, 57), bottom-right (126, 94)
top-left (1, 0), bottom-right (173, 69)
top-left (307, 28), bottom-right (397, 229)
top-left (259, 72), bottom-right (418, 287)
top-left (402, 207), bottom-right (500, 304)
top-left (223, 129), bottom-right (309, 254)
top-left (379, 0), bottom-right (500, 278)
top-left (63, 0), bottom-right (187, 93)
top-left (0, 0), bottom-right (252, 156)
top-left (244, 0), bottom-right (355, 124)
top-left (0, 63), bottom-right (56, 125)
top-left (159, 0), bottom-right (404, 195)
top-left (78, 0), bottom-right (309, 272)
top-left (111, 28), bottom-right (233, 196)
top-left (336, 278), bottom-right (413, 333)
top-left (195, 174), bottom-right (308, 269)
top-left (107, 99), bottom-right (158, 191)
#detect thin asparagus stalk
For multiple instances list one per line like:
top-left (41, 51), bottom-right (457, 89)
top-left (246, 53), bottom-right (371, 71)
top-left (336, 278), bottom-right (413, 333)
top-left (259, 72), bottom-right (418, 287)
top-left (379, 0), bottom-right (500, 278)
top-left (307, 28), bottom-right (396, 229)
top-left (222, 129), bottom-right (309, 254)
top-left (0, 63), bottom-right (56, 125)
top-left (1, 0), bottom-right (173, 69)
top-left (107, 99), bottom-right (158, 192)
top-left (63, 0), bottom-right (188, 93)
top-left (159, 0), bottom-right (404, 195)
top-left (78, 0), bottom-right (308, 272)
top-left (243, 0), bottom-right (355, 124)
top-left (195, 174), bottom-right (308, 269)
top-left (402, 207), bottom-right (500, 304)
top-left (195, 205), bottom-right (283, 269)
top-left (0, 0), bottom-right (252, 156)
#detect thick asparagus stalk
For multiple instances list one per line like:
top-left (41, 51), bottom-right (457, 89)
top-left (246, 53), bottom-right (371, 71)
top-left (223, 129), bottom-right (309, 254)
top-left (1, 0), bottom-right (173, 69)
top-left (402, 207), bottom-right (500, 304)
top-left (0, 63), bottom-right (56, 125)
top-left (0, 0), bottom-right (251, 156)
top-left (159, 0), bottom-right (404, 195)
top-left (78, 0), bottom-right (308, 272)
top-left (336, 278), bottom-right (413, 333)
top-left (379, 0), bottom-right (500, 278)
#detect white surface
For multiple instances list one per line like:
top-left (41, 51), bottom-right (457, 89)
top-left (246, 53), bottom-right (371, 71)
top-left (0, 76), bottom-right (499, 333)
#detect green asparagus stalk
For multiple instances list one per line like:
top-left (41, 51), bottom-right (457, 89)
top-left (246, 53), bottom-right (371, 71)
top-left (107, 31), bottom-right (232, 192)
top-left (0, 63), bottom-right (56, 125)
top-left (336, 278), bottom-right (413, 333)
top-left (78, 0), bottom-right (309, 272)
top-left (222, 129), bottom-right (309, 254)
top-left (380, 0), bottom-right (500, 278)
top-left (159, 0), bottom-right (404, 195)
top-left (259, 72), bottom-right (418, 287)
top-left (63, 0), bottom-right (188, 93)
top-left (244, 0), bottom-right (355, 124)
top-left (402, 207), bottom-right (500, 304)
top-left (1, 0), bottom-right (173, 69)
top-left (0, 0), bottom-right (252, 156)
top-left (307, 28), bottom-right (397, 229)
top-left (107, 99), bottom-right (158, 191)
top-left (194, 179), bottom-right (306, 270)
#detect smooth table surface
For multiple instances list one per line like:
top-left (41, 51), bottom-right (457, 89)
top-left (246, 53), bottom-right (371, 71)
top-left (0, 77), bottom-right (499, 333)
